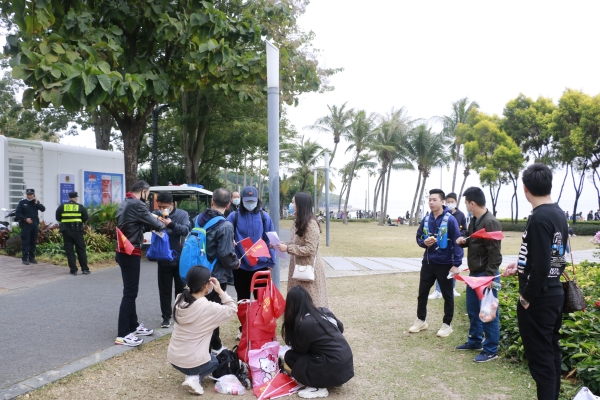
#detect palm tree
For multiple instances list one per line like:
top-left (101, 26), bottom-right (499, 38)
top-left (284, 136), bottom-right (323, 192)
top-left (405, 124), bottom-right (451, 225)
top-left (337, 155), bottom-right (375, 214)
top-left (439, 98), bottom-right (479, 192)
top-left (342, 110), bottom-right (377, 224)
top-left (305, 102), bottom-right (354, 166)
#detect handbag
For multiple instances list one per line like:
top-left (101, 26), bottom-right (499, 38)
top-left (291, 232), bottom-right (318, 282)
top-left (562, 237), bottom-right (586, 314)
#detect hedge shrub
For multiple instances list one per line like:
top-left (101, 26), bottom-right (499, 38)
top-left (500, 220), bottom-right (600, 236)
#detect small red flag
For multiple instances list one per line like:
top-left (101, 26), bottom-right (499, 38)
top-left (116, 227), bottom-right (135, 255)
top-left (253, 372), bottom-right (302, 399)
top-left (455, 275), bottom-right (497, 299)
top-left (470, 228), bottom-right (505, 240)
top-left (248, 238), bottom-right (271, 259)
top-left (239, 237), bottom-right (258, 266)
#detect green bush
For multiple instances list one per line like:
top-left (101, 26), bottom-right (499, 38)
top-left (500, 221), bottom-right (600, 236)
top-left (36, 241), bottom-right (65, 256)
top-left (36, 251), bottom-right (115, 266)
top-left (84, 228), bottom-right (115, 253)
top-left (4, 235), bottom-right (22, 256)
top-left (499, 261), bottom-right (600, 393)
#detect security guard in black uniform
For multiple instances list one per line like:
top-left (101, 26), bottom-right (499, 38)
top-left (15, 188), bottom-right (46, 265)
top-left (55, 191), bottom-right (90, 275)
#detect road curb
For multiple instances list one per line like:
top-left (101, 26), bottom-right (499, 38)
top-left (0, 326), bottom-right (173, 400)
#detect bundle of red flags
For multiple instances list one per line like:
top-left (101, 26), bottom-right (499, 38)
top-left (253, 372), bottom-right (303, 399)
top-left (254, 279), bottom-right (286, 332)
top-left (469, 228), bottom-right (504, 240)
top-left (116, 227), bottom-right (135, 255)
top-left (239, 237), bottom-right (272, 266)
top-left (454, 275), bottom-right (497, 300)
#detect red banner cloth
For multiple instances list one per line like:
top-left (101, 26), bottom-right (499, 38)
top-left (470, 228), bottom-right (505, 240)
top-left (454, 274), bottom-right (496, 300)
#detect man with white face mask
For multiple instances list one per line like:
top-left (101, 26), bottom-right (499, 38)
top-left (224, 191), bottom-right (240, 217)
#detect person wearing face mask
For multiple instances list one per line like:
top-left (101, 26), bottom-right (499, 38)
top-left (227, 186), bottom-right (276, 302)
top-left (115, 180), bottom-right (166, 347)
top-left (224, 191), bottom-right (240, 217)
top-left (15, 188), bottom-right (46, 265)
top-left (154, 192), bottom-right (190, 328)
top-left (430, 192), bottom-right (467, 299)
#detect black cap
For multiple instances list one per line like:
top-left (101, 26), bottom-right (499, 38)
top-left (68, 191), bottom-right (78, 199)
top-left (26, 189), bottom-right (35, 194)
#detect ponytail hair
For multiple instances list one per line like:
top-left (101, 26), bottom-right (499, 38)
top-left (172, 266), bottom-right (211, 323)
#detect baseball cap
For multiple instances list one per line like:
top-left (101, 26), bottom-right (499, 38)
top-left (68, 191), bottom-right (78, 198)
top-left (26, 189), bottom-right (35, 195)
top-left (241, 185), bottom-right (258, 202)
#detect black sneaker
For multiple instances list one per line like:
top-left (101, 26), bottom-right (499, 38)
top-left (70, 270), bottom-right (77, 276)
top-left (474, 351), bottom-right (498, 363)
top-left (22, 260), bottom-right (29, 265)
top-left (82, 270), bottom-right (91, 275)
top-left (161, 318), bottom-right (171, 328)
top-left (456, 342), bottom-right (483, 351)
top-left (29, 259), bottom-right (38, 264)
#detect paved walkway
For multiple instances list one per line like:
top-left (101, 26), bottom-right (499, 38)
top-left (0, 248), bottom-right (597, 399)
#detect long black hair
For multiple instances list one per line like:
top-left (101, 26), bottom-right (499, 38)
top-left (293, 192), bottom-right (320, 237)
top-left (172, 266), bottom-right (211, 324)
top-left (282, 286), bottom-right (335, 347)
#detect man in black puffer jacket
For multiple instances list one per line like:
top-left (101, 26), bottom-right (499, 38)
top-left (154, 192), bottom-right (190, 328)
top-left (196, 187), bottom-right (240, 355)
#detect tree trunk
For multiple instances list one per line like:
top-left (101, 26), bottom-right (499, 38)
top-left (451, 144), bottom-right (461, 192)
top-left (409, 170), bottom-right (422, 225)
top-left (593, 169), bottom-right (600, 210)
top-left (243, 154), bottom-right (247, 187)
top-left (570, 161), bottom-right (588, 225)
top-left (556, 164), bottom-right (569, 205)
top-left (337, 182), bottom-right (346, 214)
top-left (457, 166), bottom-right (470, 200)
top-left (372, 173), bottom-right (383, 221)
top-left (416, 174), bottom-right (428, 224)
top-left (343, 153), bottom-right (360, 225)
top-left (93, 106), bottom-right (113, 150)
top-left (382, 161), bottom-right (393, 225)
top-left (378, 166), bottom-right (387, 226)
top-left (329, 140), bottom-right (338, 166)
top-left (181, 90), bottom-right (209, 184)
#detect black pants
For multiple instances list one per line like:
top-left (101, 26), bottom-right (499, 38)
top-left (417, 262), bottom-right (454, 325)
top-left (62, 229), bottom-right (88, 272)
top-left (517, 295), bottom-right (563, 400)
top-left (233, 267), bottom-right (269, 300)
top-left (116, 252), bottom-right (140, 337)
top-left (206, 283), bottom-right (227, 350)
top-left (157, 261), bottom-right (184, 319)
top-left (20, 223), bottom-right (38, 261)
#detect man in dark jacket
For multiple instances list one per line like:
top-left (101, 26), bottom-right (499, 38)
top-left (223, 190), bottom-right (240, 217)
top-left (455, 187), bottom-right (502, 363)
top-left (154, 192), bottom-right (190, 328)
top-left (15, 188), bottom-right (46, 265)
top-left (55, 191), bottom-right (90, 275)
top-left (196, 188), bottom-right (240, 354)
top-left (409, 189), bottom-right (463, 338)
top-left (115, 181), bottom-right (165, 347)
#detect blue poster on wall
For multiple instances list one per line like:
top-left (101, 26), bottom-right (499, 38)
top-left (83, 171), bottom-right (124, 207)
top-left (58, 174), bottom-right (75, 204)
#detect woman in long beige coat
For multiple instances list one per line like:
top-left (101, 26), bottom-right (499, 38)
top-left (276, 192), bottom-right (329, 309)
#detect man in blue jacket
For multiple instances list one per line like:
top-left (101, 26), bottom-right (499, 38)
top-left (154, 192), bottom-right (190, 328)
top-left (409, 189), bottom-right (464, 338)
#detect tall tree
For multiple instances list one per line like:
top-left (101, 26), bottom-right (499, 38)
top-left (342, 110), bottom-right (376, 224)
top-left (439, 97), bottom-right (479, 193)
top-left (284, 135), bottom-right (323, 192)
top-left (305, 102), bottom-right (354, 166)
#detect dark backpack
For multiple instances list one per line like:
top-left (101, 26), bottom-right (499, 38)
top-left (213, 346), bottom-right (251, 389)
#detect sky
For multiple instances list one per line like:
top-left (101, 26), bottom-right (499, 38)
top-left (7, 0), bottom-right (600, 219)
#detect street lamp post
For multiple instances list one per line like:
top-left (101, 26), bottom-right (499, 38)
top-left (314, 170), bottom-right (318, 215)
top-left (151, 104), bottom-right (170, 186)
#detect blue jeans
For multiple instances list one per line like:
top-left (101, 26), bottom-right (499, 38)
top-left (172, 354), bottom-right (218, 381)
top-left (435, 279), bottom-right (455, 292)
top-left (466, 273), bottom-right (500, 354)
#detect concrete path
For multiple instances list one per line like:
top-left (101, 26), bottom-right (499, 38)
top-left (0, 247), bottom-right (597, 399)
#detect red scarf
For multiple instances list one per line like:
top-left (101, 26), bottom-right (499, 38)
top-left (125, 192), bottom-right (137, 199)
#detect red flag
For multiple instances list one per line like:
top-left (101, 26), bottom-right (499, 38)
top-left (455, 275), bottom-right (497, 299)
top-left (248, 238), bottom-right (271, 259)
top-left (239, 237), bottom-right (258, 266)
top-left (470, 228), bottom-right (505, 240)
top-left (116, 227), bottom-right (135, 255)
top-left (253, 372), bottom-right (302, 399)
top-left (255, 281), bottom-right (286, 332)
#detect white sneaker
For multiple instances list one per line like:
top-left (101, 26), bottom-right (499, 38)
top-left (408, 319), bottom-right (428, 333)
top-left (453, 289), bottom-right (461, 297)
top-left (211, 345), bottom-right (227, 356)
top-left (135, 323), bottom-right (153, 336)
top-left (115, 333), bottom-right (143, 347)
top-left (236, 331), bottom-right (242, 340)
top-left (182, 375), bottom-right (204, 395)
top-left (428, 290), bottom-right (442, 299)
top-left (298, 387), bottom-right (329, 399)
top-left (437, 323), bottom-right (453, 337)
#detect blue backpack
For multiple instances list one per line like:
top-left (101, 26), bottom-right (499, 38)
top-left (146, 231), bottom-right (178, 261)
top-left (179, 215), bottom-right (224, 283)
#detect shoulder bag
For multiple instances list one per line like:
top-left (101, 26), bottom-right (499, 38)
top-left (291, 229), bottom-right (318, 282)
top-left (562, 237), bottom-right (586, 313)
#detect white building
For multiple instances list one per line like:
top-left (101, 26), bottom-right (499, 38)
top-left (0, 135), bottom-right (124, 224)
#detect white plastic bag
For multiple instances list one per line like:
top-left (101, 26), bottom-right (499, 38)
top-left (479, 287), bottom-right (499, 323)
top-left (574, 387), bottom-right (600, 400)
top-left (214, 374), bottom-right (246, 395)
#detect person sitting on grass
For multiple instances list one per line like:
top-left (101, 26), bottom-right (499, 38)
top-left (167, 266), bottom-right (237, 395)
top-left (281, 286), bottom-right (354, 399)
